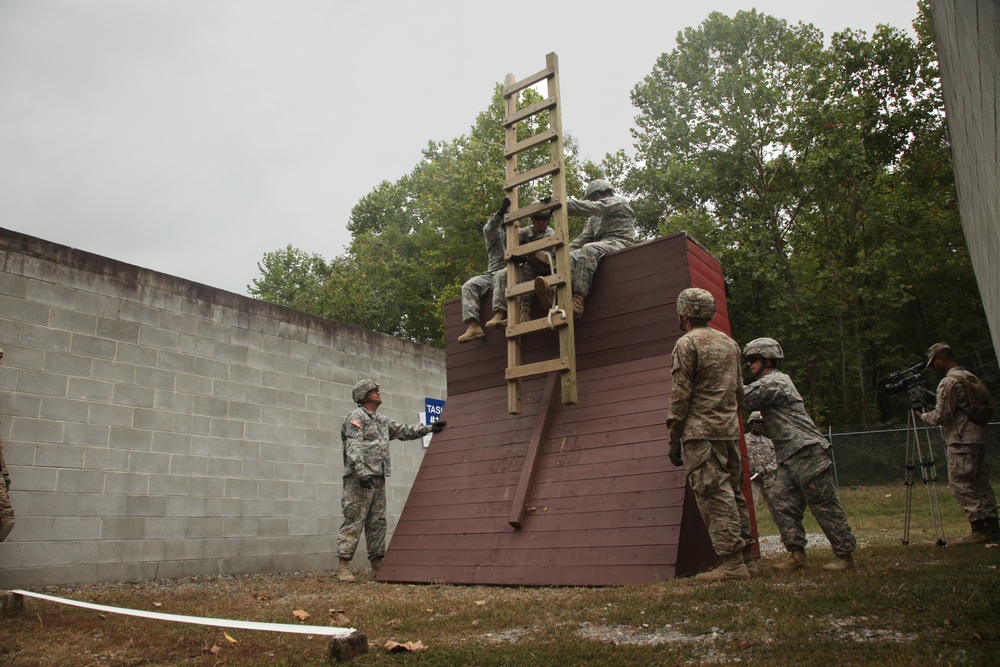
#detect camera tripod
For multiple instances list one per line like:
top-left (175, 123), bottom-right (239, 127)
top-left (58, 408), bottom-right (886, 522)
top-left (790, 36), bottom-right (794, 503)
top-left (901, 389), bottom-right (947, 547)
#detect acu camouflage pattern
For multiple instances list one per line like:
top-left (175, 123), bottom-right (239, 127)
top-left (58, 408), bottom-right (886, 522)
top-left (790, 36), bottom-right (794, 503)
top-left (461, 210), bottom-right (507, 322)
top-left (495, 223), bottom-right (555, 313)
top-left (668, 326), bottom-right (750, 556)
top-left (745, 431), bottom-right (780, 524)
top-left (743, 370), bottom-right (828, 463)
top-left (337, 407), bottom-right (433, 560)
top-left (920, 367), bottom-right (998, 521)
top-left (0, 431), bottom-right (12, 542)
top-left (744, 371), bottom-right (856, 555)
top-left (566, 195), bottom-right (636, 297)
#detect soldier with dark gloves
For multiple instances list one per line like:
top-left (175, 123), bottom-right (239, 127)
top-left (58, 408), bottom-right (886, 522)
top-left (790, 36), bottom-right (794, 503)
top-left (743, 338), bottom-right (856, 571)
top-left (916, 342), bottom-right (999, 543)
top-left (666, 288), bottom-right (754, 582)
top-left (492, 201), bottom-right (556, 325)
top-left (337, 379), bottom-right (446, 582)
top-left (458, 197), bottom-right (510, 343)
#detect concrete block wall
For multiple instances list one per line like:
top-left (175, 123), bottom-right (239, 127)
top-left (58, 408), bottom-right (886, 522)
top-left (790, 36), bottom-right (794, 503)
top-left (0, 228), bottom-right (446, 587)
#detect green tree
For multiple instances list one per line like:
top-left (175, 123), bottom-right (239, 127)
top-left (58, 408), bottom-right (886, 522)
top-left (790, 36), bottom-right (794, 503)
top-left (247, 245), bottom-right (330, 313)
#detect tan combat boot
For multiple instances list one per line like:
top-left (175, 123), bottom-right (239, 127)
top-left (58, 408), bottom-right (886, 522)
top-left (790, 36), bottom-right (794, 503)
top-left (370, 557), bottom-right (382, 576)
top-left (533, 277), bottom-right (552, 310)
top-left (694, 552), bottom-right (751, 582)
top-left (742, 545), bottom-right (759, 577)
top-left (822, 553), bottom-right (854, 571)
top-left (484, 312), bottom-right (507, 329)
top-left (457, 321), bottom-right (485, 343)
top-left (337, 558), bottom-right (355, 583)
top-left (773, 548), bottom-right (807, 571)
top-left (572, 294), bottom-right (585, 318)
top-left (956, 520), bottom-right (992, 545)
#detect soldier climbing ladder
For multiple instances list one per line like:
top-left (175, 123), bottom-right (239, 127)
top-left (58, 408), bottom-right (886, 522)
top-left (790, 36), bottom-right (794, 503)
top-left (500, 52), bottom-right (577, 414)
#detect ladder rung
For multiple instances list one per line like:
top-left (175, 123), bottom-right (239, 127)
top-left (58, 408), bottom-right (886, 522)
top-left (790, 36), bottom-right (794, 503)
top-left (505, 233), bottom-right (565, 260)
top-left (503, 98), bottom-right (557, 128)
top-left (504, 130), bottom-right (558, 158)
top-left (506, 273), bottom-right (567, 298)
top-left (506, 312), bottom-right (569, 337)
top-left (506, 357), bottom-right (571, 380)
top-left (505, 162), bottom-right (559, 190)
top-left (504, 67), bottom-right (554, 96)
top-left (505, 197), bottom-right (561, 225)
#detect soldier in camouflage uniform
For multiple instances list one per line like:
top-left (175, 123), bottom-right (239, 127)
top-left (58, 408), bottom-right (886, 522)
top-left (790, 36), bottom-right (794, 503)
top-left (0, 346), bottom-right (13, 543)
top-left (917, 342), bottom-right (999, 543)
top-left (743, 338), bottom-right (856, 571)
top-left (534, 179), bottom-right (635, 318)
top-left (490, 203), bottom-right (556, 327)
top-left (337, 379), bottom-right (446, 582)
top-left (666, 289), bottom-right (754, 582)
top-left (458, 197), bottom-right (510, 343)
top-left (745, 411), bottom-right (780, 526)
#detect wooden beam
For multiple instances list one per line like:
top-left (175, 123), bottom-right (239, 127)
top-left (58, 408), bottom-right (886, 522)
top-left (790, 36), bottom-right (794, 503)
top-left (504, 162), bottom-right (560, 190)
top-left (505, 312), bottom-right (569, 337)
top-left (503, 67), bottom-right (554, 96)
top-left (509, 373), bottom-right (560, 529)
top-left (503, 97), bottom-right (557, 127)
top-left (506, 357), bottom-right (570, 380)
top-left (504, 129), bottom-right (558, 158)
top-left (504, 197), bottom-right (561, 225)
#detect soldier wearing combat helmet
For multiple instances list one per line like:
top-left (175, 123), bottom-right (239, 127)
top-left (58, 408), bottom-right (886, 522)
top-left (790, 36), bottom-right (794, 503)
top-left (666, 288), bottom-right (754, 581)
top-left (743, 338), bottom-right (857, 571)
top-left (337, 379), bottom-right (446, 582)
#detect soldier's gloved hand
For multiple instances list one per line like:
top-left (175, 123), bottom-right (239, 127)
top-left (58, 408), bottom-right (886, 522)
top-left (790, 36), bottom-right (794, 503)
top-left (540, 196), bottom-right (552, 205)
top-left (496, 198), bottom-right (511, 217)
top-left (668, 439), bottom-right (683, 467)
top-left (431, 420), bottom-right (447, 433)
top-left (357, 476), bottom-right (373, 490)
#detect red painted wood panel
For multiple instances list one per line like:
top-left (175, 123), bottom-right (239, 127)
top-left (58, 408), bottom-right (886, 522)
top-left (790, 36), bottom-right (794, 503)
top-left (380, 232), bottom-right (756, 585)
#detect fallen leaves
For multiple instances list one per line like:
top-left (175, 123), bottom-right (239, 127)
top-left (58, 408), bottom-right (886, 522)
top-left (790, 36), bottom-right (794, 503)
top-left (292, 609), bottom-right (310, 621)
top-left (385, 639), bottom-right (427, 653)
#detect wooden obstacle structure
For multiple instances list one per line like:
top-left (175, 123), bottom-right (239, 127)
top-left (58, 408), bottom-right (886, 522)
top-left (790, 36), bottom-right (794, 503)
top-left (378, 232), bottom-right (758, 586)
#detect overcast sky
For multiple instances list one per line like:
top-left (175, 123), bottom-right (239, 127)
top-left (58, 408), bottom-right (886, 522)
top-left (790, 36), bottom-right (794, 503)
top-left (0, 0), bottom-right (921, 296)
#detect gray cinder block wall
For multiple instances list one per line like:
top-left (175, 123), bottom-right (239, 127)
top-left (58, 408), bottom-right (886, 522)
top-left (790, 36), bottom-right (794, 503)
top-left (0, 228), bottom-right (446, 587)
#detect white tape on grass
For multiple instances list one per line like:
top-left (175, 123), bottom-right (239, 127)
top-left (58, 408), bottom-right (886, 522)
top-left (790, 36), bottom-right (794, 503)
top-left (12, 590), bottom-right (357, 637)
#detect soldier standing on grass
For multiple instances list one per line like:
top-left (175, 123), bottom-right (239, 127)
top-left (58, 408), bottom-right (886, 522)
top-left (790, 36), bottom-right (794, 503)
top-left (745, 411), bottom-right (780, 526)
top-left (742, 338), bottom-right (856, 571)
top-left (337, 379), bottom-right (446, 582)
top-left (666, 288), bottom-right (755, 582)
top-left (0, 346), bottom-right (14, 542)
top-left (916, 342), bottom-right (999, 543)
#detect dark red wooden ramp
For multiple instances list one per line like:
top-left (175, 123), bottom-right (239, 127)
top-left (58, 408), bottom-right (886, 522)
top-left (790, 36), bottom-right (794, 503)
top-left (379, 232), bottom-right (757, 586)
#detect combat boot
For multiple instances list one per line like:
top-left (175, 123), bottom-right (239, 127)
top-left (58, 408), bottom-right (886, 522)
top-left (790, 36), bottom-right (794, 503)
top-left (984, 518), bottom-right (1000, 542)
top-left (956, 520), bottom-right (992, 545)
top-left (571, 294), bottom-right (585, 318)
top-left (457, 321), bottom-right (485, 343)
top-left (533, 277), bottom-right (552, 310)
top-left (370, 557), bottom-right (382, 576)
top-left (822, 552), bottom-right (854, 571)
top-left (484, 312), bottom-right (507, 329)
top-left (773, 548), bottom-right (807, 571)
top-left (337, 558), bottom-right (355, 583)
top-left (742, 545), bottom-right (759, 577)
top-left (694, 552), bottom-right (751, 582)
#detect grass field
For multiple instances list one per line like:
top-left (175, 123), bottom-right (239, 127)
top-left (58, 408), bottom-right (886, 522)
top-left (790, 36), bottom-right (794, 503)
top-left (2, 486), bottom-right (998, 666)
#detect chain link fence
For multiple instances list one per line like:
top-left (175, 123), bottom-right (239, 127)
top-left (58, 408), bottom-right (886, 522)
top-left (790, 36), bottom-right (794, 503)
top-left (826, 422), bottom-right (1000, 488)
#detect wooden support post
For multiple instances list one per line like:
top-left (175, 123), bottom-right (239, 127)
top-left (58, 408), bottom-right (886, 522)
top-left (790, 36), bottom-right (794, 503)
top-left (509, 373), bottom-right (560, 529)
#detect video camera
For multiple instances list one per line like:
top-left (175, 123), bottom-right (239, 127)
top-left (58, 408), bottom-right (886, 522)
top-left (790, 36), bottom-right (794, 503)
top-left (882, 362), bottom-right (927, 396)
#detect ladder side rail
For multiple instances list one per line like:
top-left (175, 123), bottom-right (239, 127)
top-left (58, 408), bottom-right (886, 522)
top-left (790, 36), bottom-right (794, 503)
top-left (503, 72), bottom-right (524, 414)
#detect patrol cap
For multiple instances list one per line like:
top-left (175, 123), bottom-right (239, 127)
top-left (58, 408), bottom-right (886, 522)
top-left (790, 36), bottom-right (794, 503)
top-left (925, 342), bottom-right (952, 368)
top-left (748, 411), bottom-right (763, 423)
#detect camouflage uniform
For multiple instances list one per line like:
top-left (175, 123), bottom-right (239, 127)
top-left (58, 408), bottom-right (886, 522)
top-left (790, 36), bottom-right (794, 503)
top-left (496, 223), bottom-right (555, 312)
top-left (667, 326), bottom-right (751, 556)
top-left (919, 367), bottom-right (998, 523)
top-left (566, 196), bottom-right (636, 297)
top-left (0, 428), bottom-right (13, 542)
top-left (744, 371), bottom-right (856, 556)
top-left (745, 430), bottom-right (779, 523)
top-left (338, 406), bottom-right (433, 561)
top-left (461, 210), bottom-right (506, 322)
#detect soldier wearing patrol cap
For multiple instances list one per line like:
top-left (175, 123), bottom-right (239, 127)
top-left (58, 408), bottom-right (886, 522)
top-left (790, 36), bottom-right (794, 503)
top-left (666, 288), bottom-right (754, 582)
top-left (337, 379), bottom-right (446, 582)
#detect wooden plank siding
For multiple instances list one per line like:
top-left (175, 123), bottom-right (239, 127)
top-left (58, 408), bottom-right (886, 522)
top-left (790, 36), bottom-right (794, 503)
top-left (380, 232), bottom-right (757, 585)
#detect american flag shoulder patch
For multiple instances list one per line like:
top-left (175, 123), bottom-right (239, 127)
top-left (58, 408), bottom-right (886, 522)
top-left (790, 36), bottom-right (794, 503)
top-left (351, 419), bottom-right (362, 429)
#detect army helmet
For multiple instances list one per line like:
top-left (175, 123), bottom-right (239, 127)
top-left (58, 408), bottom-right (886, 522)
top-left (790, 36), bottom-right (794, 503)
top-left (748, 411), bottom-right (763, 423)
top-left (743, 337), bottom-right (784, 361)
top-left (676, 287), bottom-right (716, 321)
top-left (584, 178), bottom-right (613, 199)
top-left (352, 379), bottom-right (380, 405)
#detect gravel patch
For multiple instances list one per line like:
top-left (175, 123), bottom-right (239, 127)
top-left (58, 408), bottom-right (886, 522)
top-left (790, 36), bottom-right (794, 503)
top-left (757, 533), bottom-right (831, 557)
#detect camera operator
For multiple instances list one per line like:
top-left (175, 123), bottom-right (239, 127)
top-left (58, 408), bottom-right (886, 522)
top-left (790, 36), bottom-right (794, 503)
top-left (915, 343), bottom-right (999, 544)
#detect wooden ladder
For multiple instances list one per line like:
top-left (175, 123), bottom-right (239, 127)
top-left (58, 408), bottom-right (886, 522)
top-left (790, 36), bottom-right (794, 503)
top-left (502, 52), bottom-right (577, 414)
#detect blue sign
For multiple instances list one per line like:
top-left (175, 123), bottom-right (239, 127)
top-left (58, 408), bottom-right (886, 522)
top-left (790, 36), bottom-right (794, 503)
top-left (425, 398), bottom-right (445, 426)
